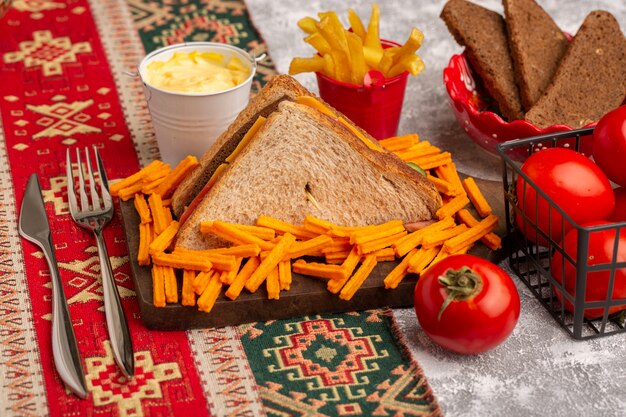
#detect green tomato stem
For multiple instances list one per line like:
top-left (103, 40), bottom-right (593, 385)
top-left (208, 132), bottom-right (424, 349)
top-left (437, 266), bottom-right (483, 321)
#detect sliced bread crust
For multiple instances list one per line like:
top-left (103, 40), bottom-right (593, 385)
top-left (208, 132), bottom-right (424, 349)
top-left (441, 0), bottom-right (524, 121)
top-left (504, 0), bottom-right (569, 111)
top-left (171, 75), bottom-right (311, 218)
top-left (525, 11), bottom-right (626, 128)
top-left (175, 101), bottom-right (442, 250)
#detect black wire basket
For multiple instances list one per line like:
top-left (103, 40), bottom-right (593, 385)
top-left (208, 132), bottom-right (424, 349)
top-left (497, 127), bottom-right (626, 340)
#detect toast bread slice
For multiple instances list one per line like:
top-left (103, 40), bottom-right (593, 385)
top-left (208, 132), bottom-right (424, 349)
top-left (171, 75), bottom-right (311, 218)
top-left (441, 0), bottom-right (524, 121)
top-left (525, 11), bottom-right (626, 128)
top-left (175, 101), bottom-right (442, 250)
top-left (504, 0), bottom-right (569, 110)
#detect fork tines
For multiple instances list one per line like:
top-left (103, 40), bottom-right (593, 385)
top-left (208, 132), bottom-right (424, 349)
top-left (66, 147), bottom-right (112, 216)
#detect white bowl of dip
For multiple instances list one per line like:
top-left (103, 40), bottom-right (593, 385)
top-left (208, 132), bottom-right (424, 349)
top-left (138, 42), bottom-right (257, 165)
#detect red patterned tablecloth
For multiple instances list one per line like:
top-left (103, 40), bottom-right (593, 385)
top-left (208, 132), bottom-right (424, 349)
top-left (0, 1), bottom-right (440, 416)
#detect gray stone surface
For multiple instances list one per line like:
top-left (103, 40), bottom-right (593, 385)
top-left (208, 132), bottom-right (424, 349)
top-left (245, 1), bottom-right (626, 415)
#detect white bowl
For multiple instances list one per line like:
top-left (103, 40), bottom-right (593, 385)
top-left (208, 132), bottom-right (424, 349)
top-left (138, 42), bottom-right (257, 165)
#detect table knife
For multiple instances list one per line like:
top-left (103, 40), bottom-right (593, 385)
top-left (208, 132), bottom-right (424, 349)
top-left (18, 174), bottom-right (88, 399)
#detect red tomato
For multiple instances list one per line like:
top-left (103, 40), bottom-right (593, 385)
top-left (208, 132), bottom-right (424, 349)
top-left (515, 148), bottom-right (614, 246)
top-left (414, 255), bottom-right (520, 354)
top-left (552, 221), bottom-right (626, 319)
top-left (609, 187), bottom-right (626, 223)
top-left (593, 105), bottom-right (626, 187)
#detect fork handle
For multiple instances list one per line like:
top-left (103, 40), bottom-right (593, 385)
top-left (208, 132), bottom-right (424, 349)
top-left (94, 229), bottom-right (135, 377)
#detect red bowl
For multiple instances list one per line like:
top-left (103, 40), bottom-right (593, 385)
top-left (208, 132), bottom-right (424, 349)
top-left (443, 51), bottom-right (596, 160)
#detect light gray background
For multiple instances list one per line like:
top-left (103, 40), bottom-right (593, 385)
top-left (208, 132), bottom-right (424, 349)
top-left (244, 1), bottom-right (626, 415)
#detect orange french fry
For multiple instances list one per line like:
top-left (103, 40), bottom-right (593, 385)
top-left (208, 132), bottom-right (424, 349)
top-left (256, 215), bottom-right (318, 240)
top-left (193, 270), bottom-right (214, 295)
top-left (133, 194), bottom-right (152, 224)
top-left (245, 234), bottom-right (296, 293)
top-left (151, 265), bottom-right (166, 307)
top-left (421, 224), bottom-right (468, 249)
top-left (427, 174), bottom-right (456, 196)
top-left (384, 248), bottom-right (419, 289)
top-left (220, 257), bottom-right (242, 285)
top-left (197, 273), bottom-right (222, 313)
top-left (339, 255), bottom-right (377, 301)
top-left (409, 152), bottom-right (453, 171)
top-left (392, 217), bottom-right (455, 257)
top-left (182, 269), bottom-right (197, 306)
top-left (303, 215), bottom-right (333, 235)
top-left (279, 260), bottom-right (292, 291)
top-left (211, 221), bottom-right (275, 251)
top-left (163, 266), bottom-right (178, 303)
top-left (394, 141), bottom-right (441, 161)
top-left (327, 247), bottom-right (362, 294)
top-left (456, 209), bottom-right (501, 250)
top-left (357, 231), bottom-right (407, 255)
top-left (210, 244), bottom-right (262, 258)
top-left (435, 194), bottom-right (470, 220)
top-left (434, 163), bottom-right (464, 195)
top-left (284, 235), bottom-right (333, 260)
top-left (351, 223), bottom-right (406, 246)
top-left (407, 246), bottom-right (441, 275)
top-left (110, 160), bottom-right (164, 197)
top-left (378, 133), bottom-right (419, 152)
top-left (152, 252), bottom-right (212, 271)
top-left (462, 177), bottom-right (493, 218)
top-left (266, 266), bottom-right (280, 300)
top-left (137, 223), bottom-right (152, 266)
top-left (225, 256), bottom-right (260, 300)
top-left (443, 215), bottom-right (498, 254)
top-left (149, 221), bottom-right (180, 255)
top-left (172, 247), bottom-right (237, 271)
top-left (118, 183), bottom-right (145, 201)
top-left (155, 155), bottom-right (199, 199)
top-left (293, 259), bottom-right (347, 280)
top-left (148, 193), bottom-right (168, 235)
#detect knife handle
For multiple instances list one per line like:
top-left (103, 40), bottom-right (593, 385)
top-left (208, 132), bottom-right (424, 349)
top-left (94, 229), bottom-right (135, 378)
top-left (42, 240), bottom-right (89, 399)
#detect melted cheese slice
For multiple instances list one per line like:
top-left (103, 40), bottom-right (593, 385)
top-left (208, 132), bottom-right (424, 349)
top-left (295, 96), bottom-right (383, 152)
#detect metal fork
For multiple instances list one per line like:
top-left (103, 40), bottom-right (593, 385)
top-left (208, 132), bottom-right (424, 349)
top-left (66, 147), bottom-right (134, 377)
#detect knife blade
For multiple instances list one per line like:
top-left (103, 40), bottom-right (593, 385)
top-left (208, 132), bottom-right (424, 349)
top-left (19, 174), bottom-right (88, 399)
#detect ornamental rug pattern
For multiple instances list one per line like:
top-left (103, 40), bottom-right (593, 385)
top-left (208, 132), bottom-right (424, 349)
top-left (241, 310), bottom-right (441, 417)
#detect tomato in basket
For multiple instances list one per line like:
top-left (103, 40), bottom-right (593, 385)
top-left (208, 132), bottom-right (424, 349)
top-left (551, 221), bottom-right (626, 319)
top-left (515, 148), bottom-right (614, 246)
top-left (609, 187), bottom-right (626, 223)
top-left (593, 105), bottom-right (626, 187)
top-left (414, 254), bottom-right (520, 354)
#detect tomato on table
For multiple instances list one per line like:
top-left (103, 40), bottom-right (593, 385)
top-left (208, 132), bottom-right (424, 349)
top-left (593, 105), bottom-right (626, 187)
top-left (414, 254), bottom-right (520, 355)
top-left (515, 148), bottom-right (614, 246)
top-left (551, 221), bottom-right (626, 319)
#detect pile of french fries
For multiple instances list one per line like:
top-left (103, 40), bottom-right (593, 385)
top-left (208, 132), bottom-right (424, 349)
top-left (289, 4), bottom-right (425, 84)
top-left (112, 134), bottom-right (501, 314)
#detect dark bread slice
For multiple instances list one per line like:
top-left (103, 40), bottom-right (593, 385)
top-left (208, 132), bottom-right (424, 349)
top-left (504, 0), bottom-right (569, 110)
top-left (175, 101), bottom-right (442, 250)
top-left (171, 75), bottom-right (311, 218)
top-left (441, 0), bottom-right (524, 121)
top-left (525, 11), bottom-right (626, 128)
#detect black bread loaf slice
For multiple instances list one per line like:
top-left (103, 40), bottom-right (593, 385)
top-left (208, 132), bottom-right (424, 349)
top-left (441, 0), bottom-right (524, 121)
top-left (525, 11), bottom-right (626, 129)
top-left (504, 0), bottom-right (569, 111)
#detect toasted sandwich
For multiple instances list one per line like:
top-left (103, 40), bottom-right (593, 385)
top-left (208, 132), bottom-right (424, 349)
top-left (175, 99), bottom-right (442, 250)
top-left (171, 75), bottom-right (311, 218)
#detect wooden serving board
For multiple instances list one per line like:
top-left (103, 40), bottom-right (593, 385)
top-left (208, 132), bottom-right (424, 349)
top-left (120, 178), bottom-right (506, 330)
